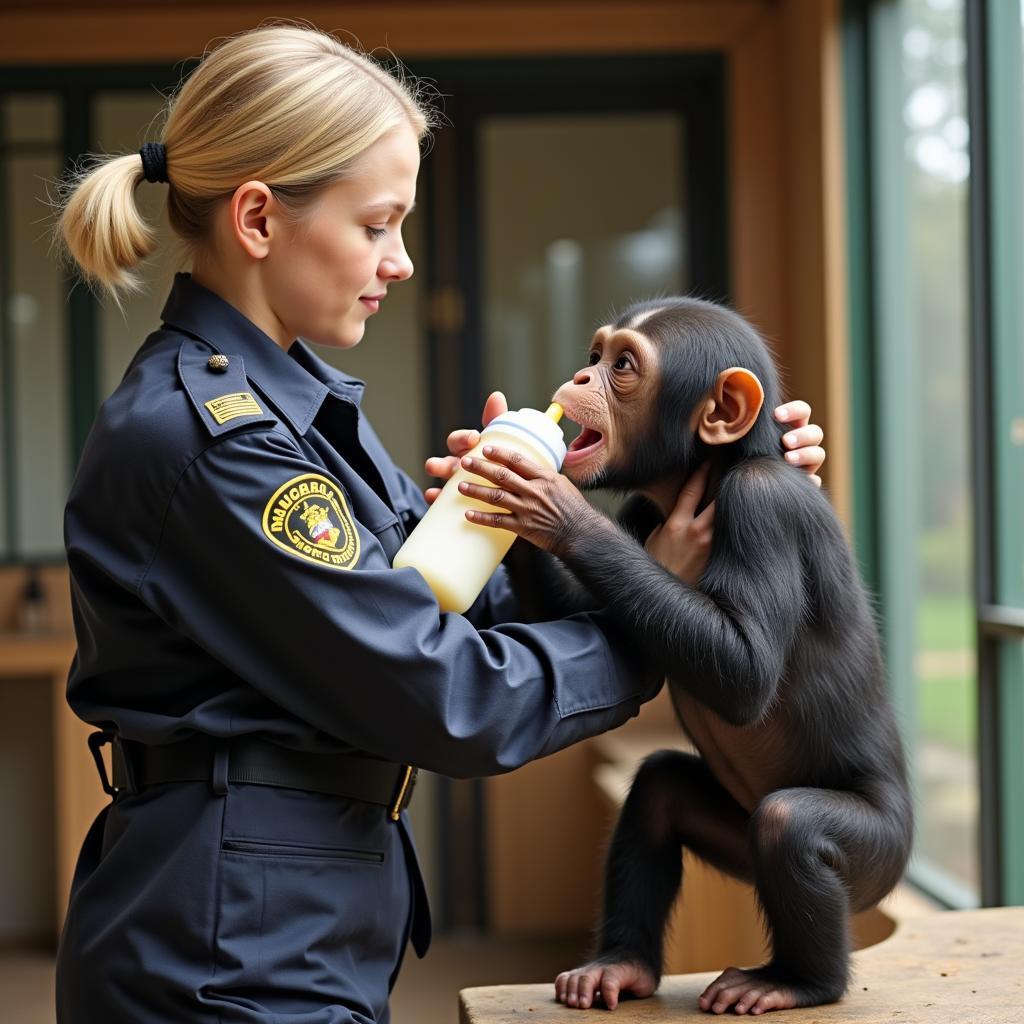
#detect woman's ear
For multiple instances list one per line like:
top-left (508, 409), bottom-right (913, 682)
top-left (229, 181), bottom-right (276, 260)
top-left (697, 367), bottom-right (765, 446)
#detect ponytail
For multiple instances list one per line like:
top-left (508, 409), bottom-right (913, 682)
top-left (56, 151), bottom-right (160, 300)
top-left (53, 23), bottom-right (438, 304)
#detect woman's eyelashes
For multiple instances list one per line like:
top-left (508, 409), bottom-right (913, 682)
top-left (365, 225), bottom-right (387, 240)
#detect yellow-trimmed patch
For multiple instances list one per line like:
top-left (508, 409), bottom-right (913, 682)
top-left (261, 473), bottom-right (360, 570)
top-left (205, 392), bottom-right (263, 425)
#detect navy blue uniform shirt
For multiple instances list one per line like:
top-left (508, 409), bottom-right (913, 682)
top-left (58, 273), bottom-right (661, 1022)
top-left (65, 273), bottom-right (658, 771)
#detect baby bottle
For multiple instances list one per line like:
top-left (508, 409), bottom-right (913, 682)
top-left (393, 403), bottom-right (567, 613)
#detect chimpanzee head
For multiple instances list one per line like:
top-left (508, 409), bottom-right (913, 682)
top-left (551, 297), bottom-right (785, 491)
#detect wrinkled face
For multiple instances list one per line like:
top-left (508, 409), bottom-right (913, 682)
top-left (552, 325), bottom-right (660, 488)
top-left (264, 125), bottom-right (420, 348)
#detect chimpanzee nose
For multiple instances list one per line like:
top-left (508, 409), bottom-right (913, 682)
top-left (573, 369), bottom-right (591, 386)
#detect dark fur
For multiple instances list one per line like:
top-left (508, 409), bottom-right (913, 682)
top-left (509, 297), bottom-right (912, 1008)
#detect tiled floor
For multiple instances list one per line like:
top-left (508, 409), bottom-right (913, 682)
top-left (1, 932), bottom-right (587, 1024)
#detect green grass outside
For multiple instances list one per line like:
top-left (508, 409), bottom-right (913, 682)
top-left (915, 594), bottom-right (976, 751)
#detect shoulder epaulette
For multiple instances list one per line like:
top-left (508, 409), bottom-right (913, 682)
top-left (177, 338), bottom-right (278, 437)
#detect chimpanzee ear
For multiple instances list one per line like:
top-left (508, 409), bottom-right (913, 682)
top-left (697, 367), bottom-right (765, 446)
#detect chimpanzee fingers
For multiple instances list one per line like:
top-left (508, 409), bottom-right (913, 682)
top-left (774, 399), bottom-right (811, 428)
top-left (672, 460), bottom-right (712, 519)
top-left (576, 972), bottom-right (600, 1010)
top-left (465, 508), bottom-right (515, 530)
top-left (554, 971), bottom-right (570, 1003)
top-left (478, 444), bottom-right (547, 480)
top-left (424, 487), bottom-right (441, 505)
top-left (694, 498), bottom-right (716, 526)
top-left (458, 480), bottom-right (519, 512)
top-left (460, 455), bottom-right (529, 491)
top-left (810, 473), bottom-right (822, 489)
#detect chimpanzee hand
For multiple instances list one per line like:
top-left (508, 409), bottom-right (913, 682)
top-left (645, 461), bottom-right (715, 585)
top-left (457, 445), bottom-right (609, 558)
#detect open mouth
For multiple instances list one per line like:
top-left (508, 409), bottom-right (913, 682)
top-left (563, 423), bottom-right (605, 467)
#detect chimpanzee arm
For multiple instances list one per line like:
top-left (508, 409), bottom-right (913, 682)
top-left (503, 494), bottom-right (662, 622)
top-left (503, 542), bottom-right (596, 620)
top-left (558, 460), bottom-right (808, 726)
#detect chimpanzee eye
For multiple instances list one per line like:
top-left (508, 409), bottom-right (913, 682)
top-left (614, 355), bottom-right (632, 371)
top-left (587, 351), bottom-right (600, 366)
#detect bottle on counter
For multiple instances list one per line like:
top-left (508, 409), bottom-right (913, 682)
top-left (393, 403), bottom-right (566, 613)
top-left (16, 564), bottom-right (48, 634)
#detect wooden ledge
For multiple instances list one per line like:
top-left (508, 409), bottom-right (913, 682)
top-left (459, 906), bottom-right (1024, 1023)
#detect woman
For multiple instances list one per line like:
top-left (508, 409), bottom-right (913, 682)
top-left (54, 24), bottom-right (826, 1023)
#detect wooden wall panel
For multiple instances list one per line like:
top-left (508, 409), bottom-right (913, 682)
top-left (0, 2), bottom-right (765, 64)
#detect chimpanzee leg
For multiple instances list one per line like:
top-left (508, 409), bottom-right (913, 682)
top-left (556, 750), bottom-right (751, 1010)
top-left (699, 785), bottom-right (911, 1016)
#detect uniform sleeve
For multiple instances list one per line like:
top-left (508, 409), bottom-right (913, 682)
top-left (139, 428), bottom-right (659, 778)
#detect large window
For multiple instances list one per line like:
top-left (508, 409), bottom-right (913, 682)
top-left (846, 0), bottom-right (1024, 905)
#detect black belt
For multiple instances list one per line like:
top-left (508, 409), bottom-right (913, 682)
top-left (88, 732), bottom-right (417, 821)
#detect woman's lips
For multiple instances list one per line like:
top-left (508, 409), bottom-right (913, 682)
top-left (360, 295), bottom-right (384, 312)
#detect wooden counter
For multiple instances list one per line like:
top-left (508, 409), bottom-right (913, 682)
top-left (0, 630), bottom-right (105, 936)
top-left (460, 906), bottom-right (1024, 1023)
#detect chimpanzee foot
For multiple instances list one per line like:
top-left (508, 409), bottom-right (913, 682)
top-left (698, 967), bottom-right (801, 1015)
top-left (554, 959), bottom-right (658, 1011)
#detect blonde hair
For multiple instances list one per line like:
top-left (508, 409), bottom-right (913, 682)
top-left (56, 24), bottom-right (436, 299)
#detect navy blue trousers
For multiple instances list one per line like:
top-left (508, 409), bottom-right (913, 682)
top-left (56, 781), bottom-right (422, 1022)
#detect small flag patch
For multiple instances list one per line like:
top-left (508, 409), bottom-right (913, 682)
top-left (204, 392), bottom-right (263, 425)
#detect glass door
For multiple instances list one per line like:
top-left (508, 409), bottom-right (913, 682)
top-left (413, 54), bottom-right (727, 931)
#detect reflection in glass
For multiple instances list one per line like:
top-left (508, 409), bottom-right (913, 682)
top-left (898, 0), bottom-right (978, 901)
top-left (2, 95), bottom-right (68, 558)
top-left (480, 115), bottom-right (686, 415)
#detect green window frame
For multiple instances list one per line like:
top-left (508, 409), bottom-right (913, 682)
top-left (844, 0), bottom-right (1024, 906)
top-left (968, 0), bottom-right (1024, 907)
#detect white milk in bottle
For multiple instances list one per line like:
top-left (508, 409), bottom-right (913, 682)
top-left (393, 404), bottom-right (566, 613)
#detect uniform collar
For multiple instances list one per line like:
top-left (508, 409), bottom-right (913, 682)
top-left (160, 272), bottom-right (366, 436)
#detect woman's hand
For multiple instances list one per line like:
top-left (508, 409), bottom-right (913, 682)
top-left (775, 400), bottom-right (825, 487)
top-left (423, 391), bottom-right (509, 504)
top-left (457, 446), bottom-right (606, 558)
top-left (645, 462), bottom-right (714, 585)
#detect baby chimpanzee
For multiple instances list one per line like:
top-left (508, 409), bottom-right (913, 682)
top-left (458, 297), bottom-right (912, 1016)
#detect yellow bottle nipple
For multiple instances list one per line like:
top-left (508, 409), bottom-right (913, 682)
top-left (545, 403), bottom-right (563, 424)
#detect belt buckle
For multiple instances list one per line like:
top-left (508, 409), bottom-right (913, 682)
top-left (87, 731), bottom-right (116, 796)
top-left (389, 765), bottom-right (417, 821)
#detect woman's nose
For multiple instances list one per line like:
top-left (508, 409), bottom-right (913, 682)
top-left (380, 239), bottom-right (414, 282)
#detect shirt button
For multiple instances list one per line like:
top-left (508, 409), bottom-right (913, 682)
top-left (207, 354), bottom-right (229, 372)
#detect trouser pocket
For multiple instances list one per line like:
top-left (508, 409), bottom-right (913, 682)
top-left (221, 838), bottom-right (384, 864)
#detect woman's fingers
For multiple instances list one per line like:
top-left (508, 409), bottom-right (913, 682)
top-left (774, 400), bottom-right (811, 429)
top-left (480, 390), bottom-right (509, 427)
top-left (446, 428), bottom-right (481, 457)
top-left (425, 454), bottom-right (460, 480)
top-left (783, 445), bottom-right (826, 473)
top-left (780, 423), bottom-right (824, 451)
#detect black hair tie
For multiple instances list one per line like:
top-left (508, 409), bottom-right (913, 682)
top-left (139, 142), bottom-right (168, 184)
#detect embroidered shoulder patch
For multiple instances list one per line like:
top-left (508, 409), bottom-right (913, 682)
top-left (205, 392), bottom-right (263, 425)
top-left (261, 473), bottom-right (361, 570)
